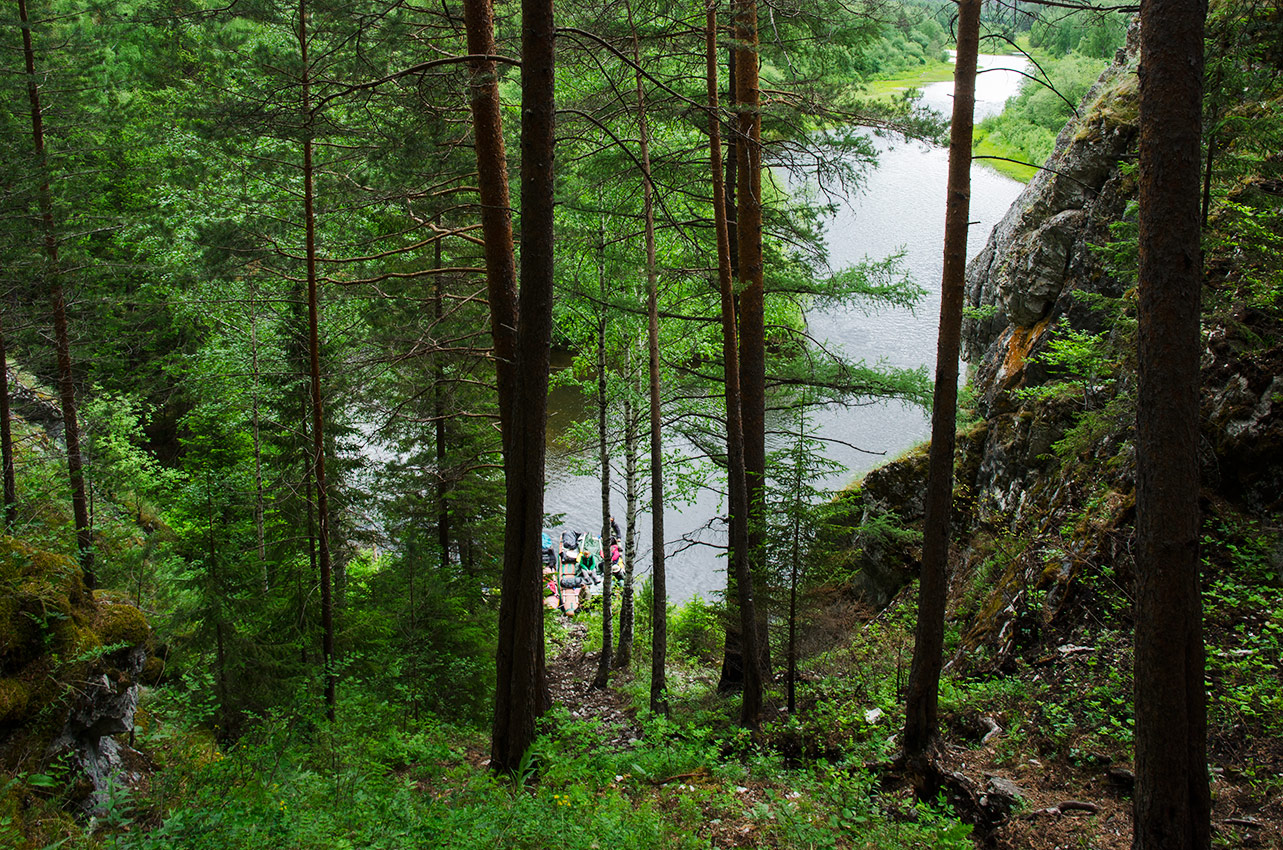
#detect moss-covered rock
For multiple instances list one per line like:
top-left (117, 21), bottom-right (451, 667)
top-left (0, 676), bottom-right (30, 725)
top-left (0, 534), bottom-right (153, 824)
top-left (1, 537), bottom-right (91, 674)
top-left (94, 597), bottom-right (152, 648)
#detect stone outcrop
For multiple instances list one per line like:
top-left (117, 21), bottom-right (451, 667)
top-left (833, 445), bottom-right (929, 608)
top-left (838, 20), bottom-right (1282, 621)
top-left (963, 28), bottom-right (1140, 414)
top-left (1, 538), bottom-right (153, 816)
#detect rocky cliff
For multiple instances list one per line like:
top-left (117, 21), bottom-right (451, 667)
top-left (834, 22), bottom-right (1282, 643)
top-left (821, 30), bottom-right (1283, 844)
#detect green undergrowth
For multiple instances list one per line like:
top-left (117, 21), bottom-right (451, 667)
top-left (39, 663), bottom-right (978, 850)
top-left (1201, 513), bottom-right (1283, 744)
top-left (19, 584), bottom-right (985, 850)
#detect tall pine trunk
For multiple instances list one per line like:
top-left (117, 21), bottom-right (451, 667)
top-left (299, 0), bottom-right (336, 721)
top-left (434, 229), bottom-right (451, 569)
top-left (1134, 3), bottom-right (1210, 847)
top-left (250, 281), bottom-right (267, 587)
top-left (18, 0), bottom-right (92, 583)
top-left (614, 358), bottom-right (639, 669)
top-left (708, 0), bottom-right (759, 730)
top-left (593, 230), bottom-right (613, 688)
top-left (902, 0), bottom-right (980, 776)
top-left (729, 0), bottom-right (764, 726)
top-left (0, 304), bottom-right (15, 528)
top-left (489, 0), bottom-right (556, 773)
top-left (624, 0), bottom-right (668, 716)
top-left (463, 0), bottom-right (518, 429)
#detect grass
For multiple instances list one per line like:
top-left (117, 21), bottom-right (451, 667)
top-left (861, 60), bottom-right (956, 102)
top-left (972, 134), bottom-right (1039, 182)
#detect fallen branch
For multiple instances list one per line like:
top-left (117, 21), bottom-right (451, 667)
top-left (652, 769), bottom-right (709, 785)
top-left (1028, 800), bottom-right (1102, 817)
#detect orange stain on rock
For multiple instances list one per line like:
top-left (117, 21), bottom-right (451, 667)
top-left (1000, 316), bottom-right (1053, 384)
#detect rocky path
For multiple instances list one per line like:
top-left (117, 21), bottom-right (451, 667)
top-left (545, 621), bottom-right (642, 748)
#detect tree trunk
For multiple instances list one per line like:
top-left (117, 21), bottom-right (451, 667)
top-left (18, 0), bottom-right (92, 583)
top-left (787, 416), bottom-right (803, 714)
top-left (490, 0), bottom-right (555, 774)
top-left (615, 361), bottom-right (639, 669)
top-left (717, 37), bottom-right (746, 696)
top-left (902, 0), bottom-right (980, 774)
top-left (729, 0), bottom-right (765, 726)
top-left (1134, 3), bottom-right (1210, 848)
top-left (725, 47), bottom-right (738, 282)
top-left (301, 438), bottom-right (316, 667)
top-left (209, 481), bottom-right (230, 741)
top-left (0, 305), bottom-right (15, 528)
top-left (593, 230), bottom-right (613, 689)
top-left (250, 279), bottom-right (267, 587)
top-left (434, 227), bottom-right (451, 569)
top-left (463, 0), bottom-right (518, 432)
top-left (299, 0), bottom-right (336, 722)
top-left (708, 0), bottom-right (760, 730)
top-left (624, 0), bottom-right (667, 717)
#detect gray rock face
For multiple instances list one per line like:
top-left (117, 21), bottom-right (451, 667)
top-left (841, 448), bottom-right (929, 608)
top-left (1204, 351), bottom-right (1283, 512)
top-left (49, 646), bottom-right (147, 815)
top-left (963, 26), bottom-right (1140, 370)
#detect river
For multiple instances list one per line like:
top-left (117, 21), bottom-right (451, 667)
top-left (546, 54), bottom-right (1030, 605)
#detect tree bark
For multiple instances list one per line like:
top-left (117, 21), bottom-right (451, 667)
top-left (709, 0), bottom-right (760, 730)
top-left (787, 416), bottom-right (803, 714)
top-left (902, 0), bottom-right (980, 772)
top-left (434, 226), bottom-right (451, 569)
top-left (463, 0), bottom-right (519, 433)
top-left (299, 0), bottom-right (336, 722)
top-left (1134, 3), bottom-right (1210, 848)
top-left (490, 0), bottom-right (555, 774)
top-left (614, 359), bottom-right (639, 669)
top-left (18, 0), bottom-right (92, 583)
top-left (250, 280), bottom-right (267, 587)
top-left (623, 0), bottom-right (668, 717)
top-left (593, 229), bottom-right (613, 689)
top-left (209, 480), bottom-right (230, 740)
top-left (0, 304), bottom-right (15, 528)
top-left (729, 0), bottom-right (765, 727)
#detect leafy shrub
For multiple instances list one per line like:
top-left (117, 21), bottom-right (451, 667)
top-left (669, 597), bottom-right (724, 664)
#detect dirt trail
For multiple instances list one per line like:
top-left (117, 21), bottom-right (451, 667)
top-left (545, 620), bottom-right (642, 747)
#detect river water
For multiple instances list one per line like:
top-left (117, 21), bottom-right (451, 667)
top-left (546, 54), bottom-right (1030, 604)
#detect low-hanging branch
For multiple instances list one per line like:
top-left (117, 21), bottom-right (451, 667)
top-left (271, 266), bottom-right (486, 285)
top-left (312, 52), bottom-right (522, 112)
top-left (971, 156), bottom-right (1101, 193)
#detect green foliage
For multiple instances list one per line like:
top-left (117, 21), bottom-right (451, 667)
top-left (753, 765), bottom-right (972, 850)
top-left (1202, 518), bottom-right (1283, 736)
top-left (1016, 318), bottom-right (1119, 409)
top-left (668, 597), bottom-right (724, 665)
top-left (853, 7), bottom-right (951, 82)
top-left (1013, 288), bottom-right (1138, 465)
top-left (1208, 199), bottom-right (1283, 314)
top-left (1028, 9), bottom-right (1127, 60)
top-left (974, 52), bottom-right (1110, 174)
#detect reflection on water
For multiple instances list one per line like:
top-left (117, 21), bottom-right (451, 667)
top-left (546, 55), bottom-right (1030, 604)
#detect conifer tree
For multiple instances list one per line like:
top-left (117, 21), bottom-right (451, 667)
top-left (902, 0), bottom-right (981, 782)
top-left (1133, 2), bottom-right (1210, 846)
